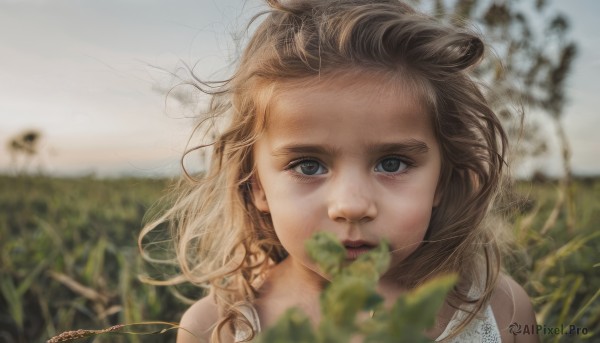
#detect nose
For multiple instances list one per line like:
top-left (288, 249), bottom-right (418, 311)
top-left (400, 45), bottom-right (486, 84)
top-left (327, 171), bottom-right (377, 223)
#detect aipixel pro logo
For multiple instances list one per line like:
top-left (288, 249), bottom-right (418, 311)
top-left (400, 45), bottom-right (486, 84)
top-left (509, 322), bottom-right (589, 336)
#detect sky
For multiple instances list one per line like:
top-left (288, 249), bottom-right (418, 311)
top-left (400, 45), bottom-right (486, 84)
top-left (1, 0), bottom-right (598, 178)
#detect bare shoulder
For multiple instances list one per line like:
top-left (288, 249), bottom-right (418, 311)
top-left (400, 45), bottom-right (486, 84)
top-left (177, 295), bottom-right (221, 343)
top-left (490, 273), bottom-right (539, 343)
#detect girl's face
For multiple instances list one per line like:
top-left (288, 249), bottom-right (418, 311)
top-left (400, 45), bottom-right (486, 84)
top-left (251, 72), bottom-right (442, 282)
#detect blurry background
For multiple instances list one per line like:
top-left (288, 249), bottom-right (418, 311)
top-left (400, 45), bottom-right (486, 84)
top-left (1, 1), bottom-right (598, 342)
top-left (1, 0), bottom-right (262, 177)
top-left (0, 0), bottom-right (599, 178)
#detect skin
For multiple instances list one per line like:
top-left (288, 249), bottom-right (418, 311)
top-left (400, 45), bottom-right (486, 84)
top-left (252, 73), bottom-right (442, 290)
top-left (177, 73), bottom-right (539, 343)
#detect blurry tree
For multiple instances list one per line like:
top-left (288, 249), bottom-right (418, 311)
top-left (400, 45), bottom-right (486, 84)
top-left (409, 0), bottom-right (577, 230)
top-left (7, 129), bottom-right (45, 175)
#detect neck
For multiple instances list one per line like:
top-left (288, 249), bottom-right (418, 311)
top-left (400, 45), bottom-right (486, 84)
top-left (257, 258), bottom-right (326, 322)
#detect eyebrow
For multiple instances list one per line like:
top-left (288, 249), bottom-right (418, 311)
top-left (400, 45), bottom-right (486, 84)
top-left (272, 139), bottom-right (430, 157)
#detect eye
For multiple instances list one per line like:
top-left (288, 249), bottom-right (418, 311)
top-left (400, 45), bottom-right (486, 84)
top-left (290, 159), bottom-right (327, 176)
top-left (375, 157), bottom-right (409, 173)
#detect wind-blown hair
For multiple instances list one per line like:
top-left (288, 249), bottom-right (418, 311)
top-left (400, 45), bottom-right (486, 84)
top-left (139, 0), bottom-right (511, 341)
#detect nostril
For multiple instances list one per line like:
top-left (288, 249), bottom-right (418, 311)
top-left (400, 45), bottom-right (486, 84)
top-left (328, 204), bottom-right (377, 223)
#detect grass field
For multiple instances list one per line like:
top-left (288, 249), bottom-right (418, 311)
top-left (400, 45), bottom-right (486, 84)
top-left (0, 175), bottom-right (598, 342)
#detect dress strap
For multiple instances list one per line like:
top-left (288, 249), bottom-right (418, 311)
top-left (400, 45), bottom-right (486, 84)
top-left (435, 281), bottom-right (501, 342)
top-left (234, 302), bottom-right (261, 342)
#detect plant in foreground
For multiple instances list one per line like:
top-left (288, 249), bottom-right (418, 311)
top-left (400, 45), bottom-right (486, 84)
top-left (256, 231), bottom-right (457, 343)
top-left (47, 232), bottom-right (455, 342)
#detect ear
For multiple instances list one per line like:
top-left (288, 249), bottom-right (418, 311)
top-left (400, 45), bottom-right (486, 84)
top-left (250, 174), bottom-right (270, 213)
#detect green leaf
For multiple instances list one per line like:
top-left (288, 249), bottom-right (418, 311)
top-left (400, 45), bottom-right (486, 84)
top-left (259, 233), bottom-right (457, 343)
top-left (16, 258), bottom-right (48, 295)
top-left (84, 236), bottom-right (107, 285)
top-left (363, 274), bottom-right (457, 342)
top-left (305, 231), bottom-right (346, 277)
top-left (0, 277), bottom-right (23, 331)
top-left (320, 275), bottom-right (379, 327)
top-left (343, 241), bottom-right (390, 283)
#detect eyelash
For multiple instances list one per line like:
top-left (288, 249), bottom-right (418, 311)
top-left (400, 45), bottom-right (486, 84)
top-left (284, 157), bottom-right (326, 182)
top-left (375, 157), bottom-right (414, 176)
top-left (284, 155), bottom-right (414, 181)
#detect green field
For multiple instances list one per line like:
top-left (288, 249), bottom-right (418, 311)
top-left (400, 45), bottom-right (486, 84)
top-left (0, 175), bottom-right (598, 342)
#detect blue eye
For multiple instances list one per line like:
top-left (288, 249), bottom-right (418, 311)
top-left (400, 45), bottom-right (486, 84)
top-left (375, 157), bottom-right (408, 173)
top-left (292, 160), bottom-right (327, 176)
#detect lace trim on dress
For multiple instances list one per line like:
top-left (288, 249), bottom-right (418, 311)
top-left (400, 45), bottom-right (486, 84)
top-left (435, 279), bottom-right (501, 343)
top-left (435, 304), bottom-right (500, 342)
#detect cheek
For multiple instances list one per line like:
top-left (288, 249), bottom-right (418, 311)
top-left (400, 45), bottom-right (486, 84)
top-left (391, 209), bottom-right (431, 242)
top-left (266, 187), bottom-right (322, 242)
top-left (386, 193), bottom-right (434, 257)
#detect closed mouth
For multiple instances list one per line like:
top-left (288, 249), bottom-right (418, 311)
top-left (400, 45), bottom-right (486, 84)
top-left (343, 240), bottom-right (376, 260)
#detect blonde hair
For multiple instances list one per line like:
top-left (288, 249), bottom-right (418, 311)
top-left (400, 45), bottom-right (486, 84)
top-left (140, 0), bottom-right (512, 341)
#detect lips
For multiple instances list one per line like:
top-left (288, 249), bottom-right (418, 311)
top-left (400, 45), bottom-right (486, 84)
top-left (342, 240), bottom-right (376, 260)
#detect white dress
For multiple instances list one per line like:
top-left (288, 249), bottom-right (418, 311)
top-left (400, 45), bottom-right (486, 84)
top-left (435, 303), bottom-right (501, 342)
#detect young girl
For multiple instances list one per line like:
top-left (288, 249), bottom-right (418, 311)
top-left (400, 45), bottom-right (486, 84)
top-left (140, 0), bottom-right (539, 342)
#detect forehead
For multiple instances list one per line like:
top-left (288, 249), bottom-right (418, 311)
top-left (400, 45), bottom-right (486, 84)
top-left (263, 71), bottom-right (436, 143)
top-left (271, 68), bottom-right (428, 106)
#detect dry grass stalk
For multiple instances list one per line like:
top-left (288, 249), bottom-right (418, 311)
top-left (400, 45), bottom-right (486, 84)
top-left (46, 324), bottom-right (124, 343)
top-left (48, 271), bottom-right (109, 305)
